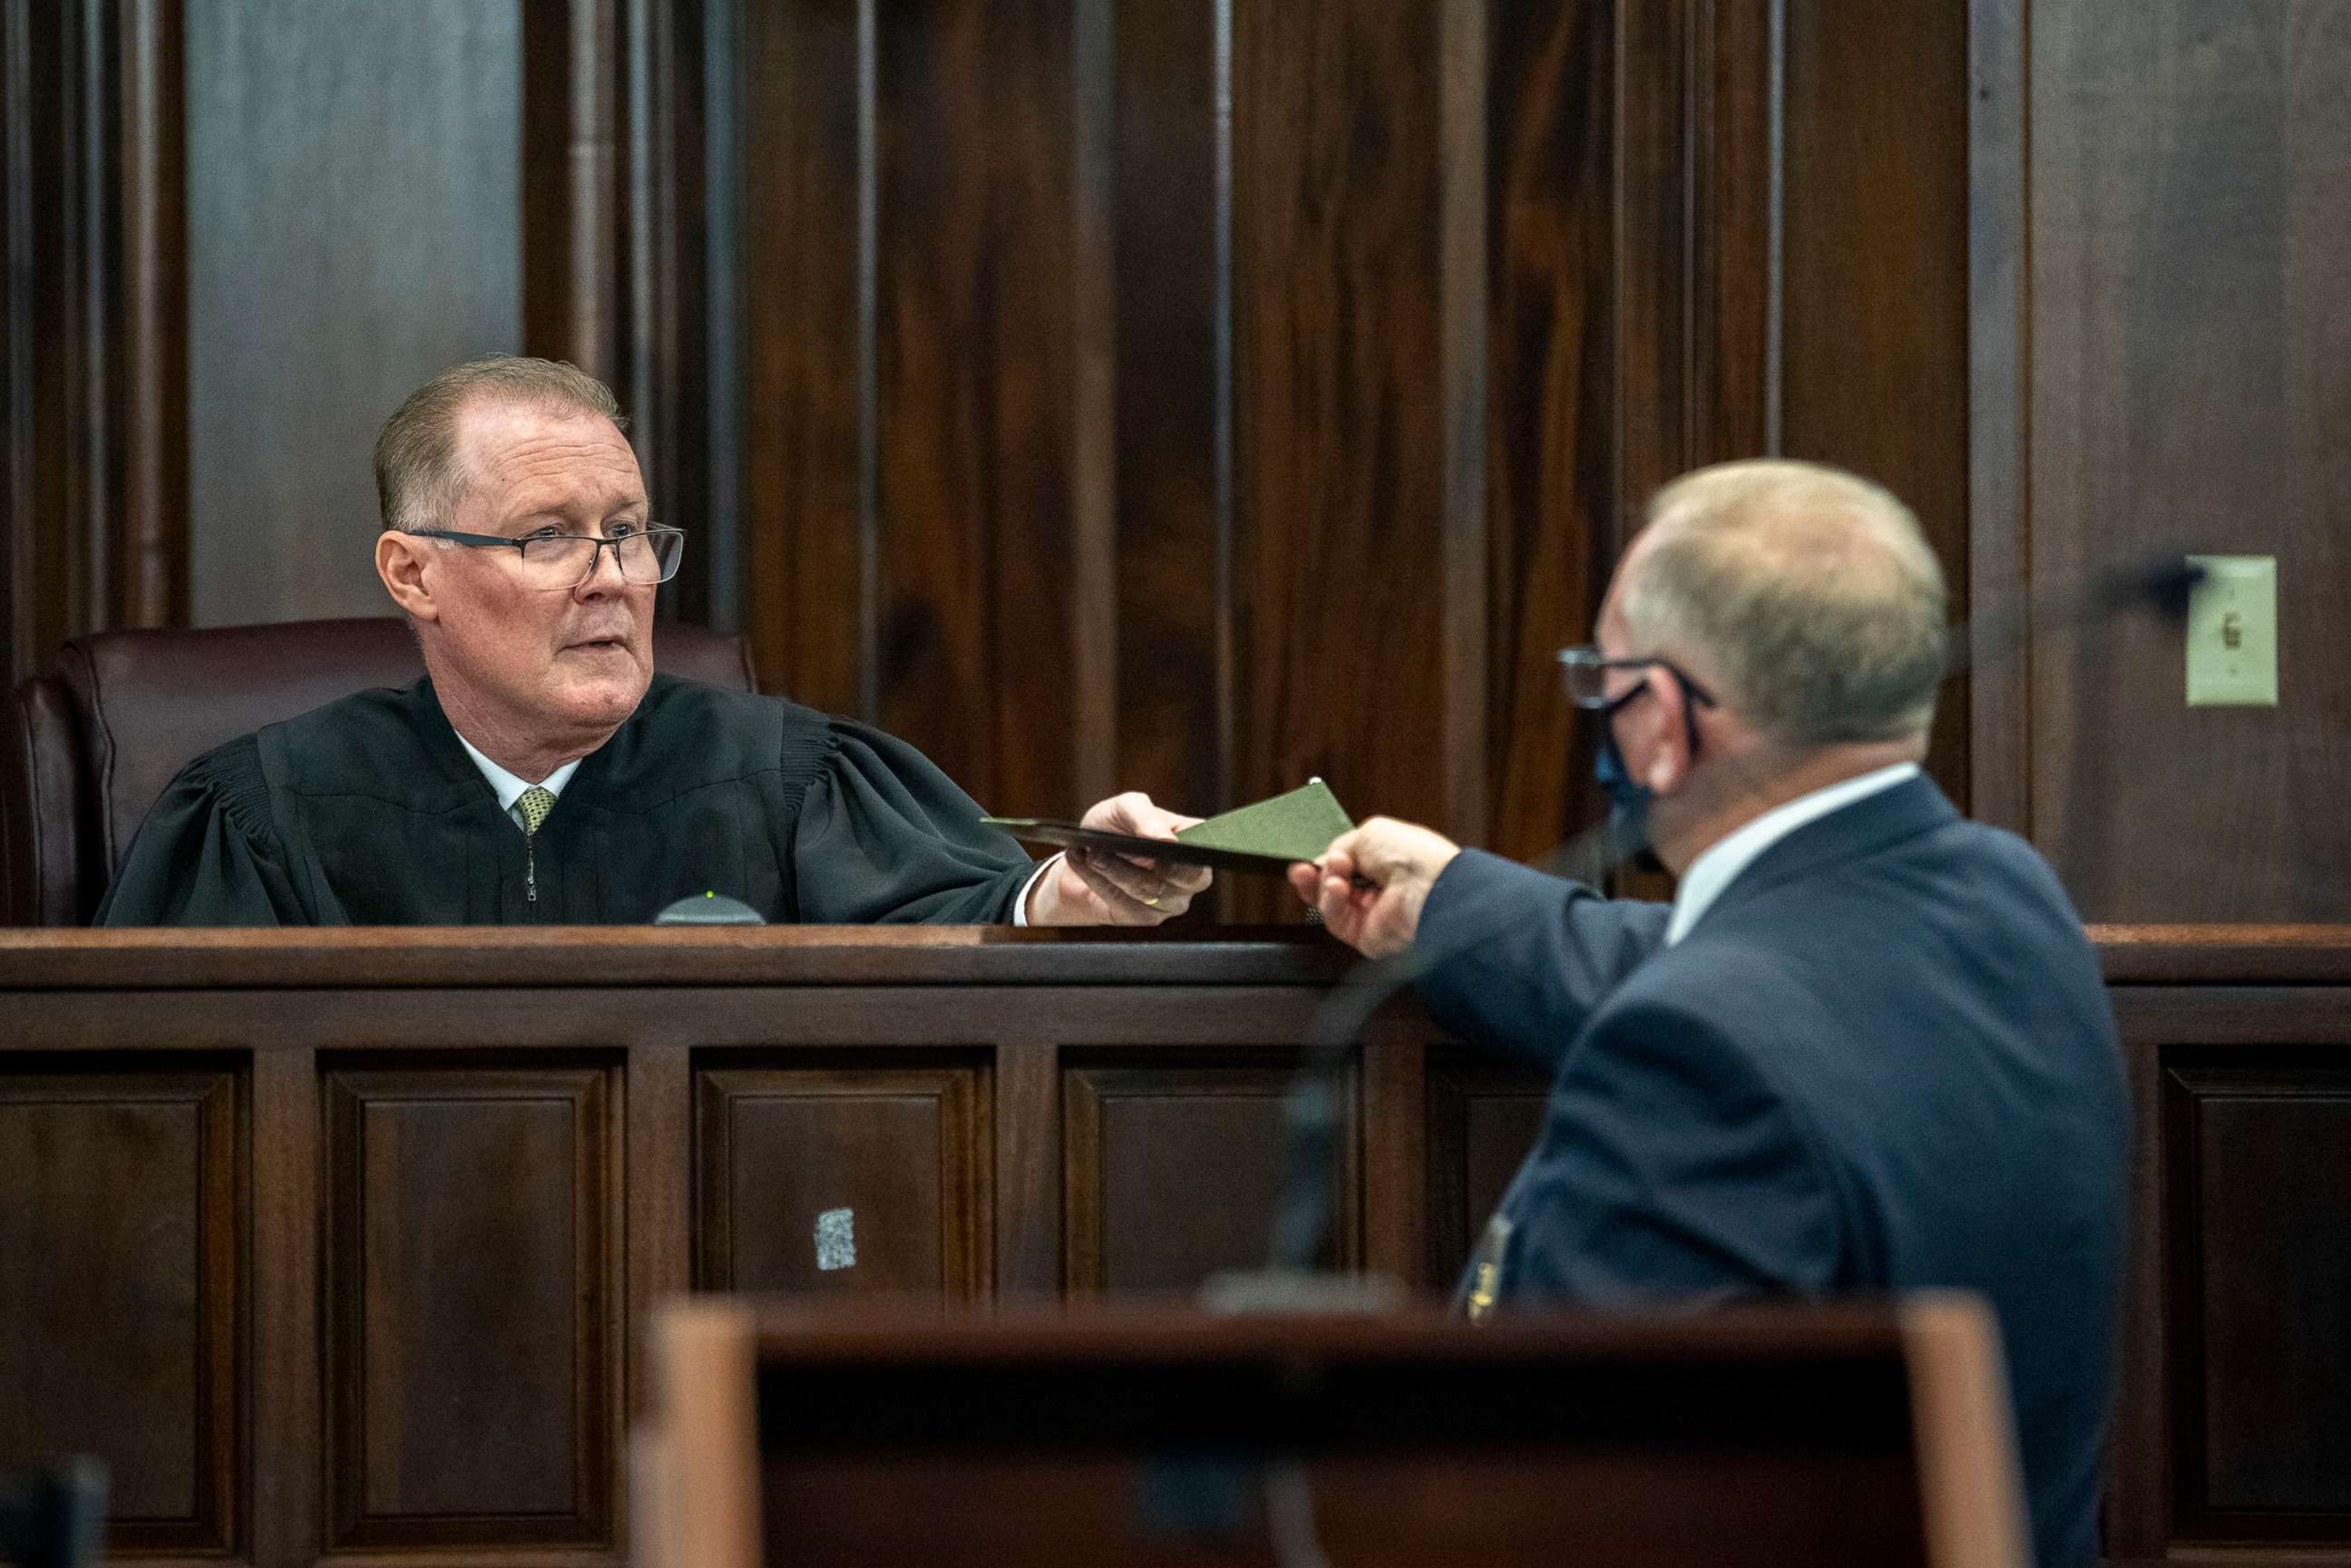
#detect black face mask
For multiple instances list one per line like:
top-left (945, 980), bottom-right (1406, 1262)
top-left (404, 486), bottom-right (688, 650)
top-left (1594, 692), bottom-right (1665, 874)
top-left (1591, 672), bottom-right (1704, 878)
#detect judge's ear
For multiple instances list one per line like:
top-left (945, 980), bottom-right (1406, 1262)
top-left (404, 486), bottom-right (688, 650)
top-left (376, 531), bottom-right (443, 622)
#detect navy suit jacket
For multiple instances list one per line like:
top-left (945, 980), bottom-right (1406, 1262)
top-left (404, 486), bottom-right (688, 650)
top-left (1417, 777), bottom-right (2128, 1568)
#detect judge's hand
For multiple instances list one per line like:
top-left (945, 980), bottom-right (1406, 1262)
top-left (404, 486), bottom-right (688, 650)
top-left (1287, 817), bottom-right (1461, 959)
top-left (1025, 791), bottom-right (1214, 926)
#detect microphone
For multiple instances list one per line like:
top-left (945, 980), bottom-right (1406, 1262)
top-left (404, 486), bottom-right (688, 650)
top-left (1260, 550), bottom-right (2207, 1279)
top-left (654, 891), bottom-right (766, 925)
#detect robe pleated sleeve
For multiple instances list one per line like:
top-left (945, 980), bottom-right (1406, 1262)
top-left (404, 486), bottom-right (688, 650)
top-left (95, 735), bottom-right (316, 926)
top-left (788, 718), bottom-right (1040, 923)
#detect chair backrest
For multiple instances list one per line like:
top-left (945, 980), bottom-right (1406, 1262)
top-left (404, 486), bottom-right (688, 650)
top-left (0, 617), bottom-right (757, 925)
top-left (640, 1295), bottom-right (2032, 1568)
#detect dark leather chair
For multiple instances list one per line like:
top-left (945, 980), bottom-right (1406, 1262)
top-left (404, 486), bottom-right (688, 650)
top-left (0, 618), bottom-right (757, 926)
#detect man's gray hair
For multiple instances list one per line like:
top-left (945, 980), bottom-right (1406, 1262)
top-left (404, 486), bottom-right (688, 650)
top-left (1622, 460), bottom-right (1946, 747)
top-left (373, 355), bottom-right (626, 534)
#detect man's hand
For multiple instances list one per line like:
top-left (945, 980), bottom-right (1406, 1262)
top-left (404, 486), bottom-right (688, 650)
top-left (1025, 791), bottom-right (1214, 926)
top-left (1287, 816), bottom-right (1461, 959)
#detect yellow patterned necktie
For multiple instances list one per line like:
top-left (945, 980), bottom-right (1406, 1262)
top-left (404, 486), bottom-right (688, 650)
top-left (516, 785), bottom-right (558, 837)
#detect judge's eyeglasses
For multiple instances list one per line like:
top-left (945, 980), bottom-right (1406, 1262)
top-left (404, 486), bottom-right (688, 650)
top-left (1556, 646), bottom-right (1717, 712)
top-left (407, 525), bottom-right (687, 592)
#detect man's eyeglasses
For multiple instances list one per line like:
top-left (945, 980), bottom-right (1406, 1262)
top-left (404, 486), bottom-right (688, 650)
top-left (1556, 646), bottom-right (1718, 711)
top-left (409, 525), bottom-right (687, 592)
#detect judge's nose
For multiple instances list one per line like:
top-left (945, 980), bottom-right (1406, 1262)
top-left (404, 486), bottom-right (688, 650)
top-left (573, 538), bottom-right (630, 599)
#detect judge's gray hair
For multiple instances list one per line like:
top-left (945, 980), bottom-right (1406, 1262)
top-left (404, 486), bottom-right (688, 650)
top-left (1623, 460), bottom-right (1946, 748)
top-left (374, 356), bottom-right (627, 535)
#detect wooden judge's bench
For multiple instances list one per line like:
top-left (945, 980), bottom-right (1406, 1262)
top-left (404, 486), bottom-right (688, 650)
top-left (3, 925), bottom-right (2349, 1567)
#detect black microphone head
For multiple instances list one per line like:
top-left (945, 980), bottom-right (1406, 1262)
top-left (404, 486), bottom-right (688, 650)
top-left (2138, 556), bottom-right (2209, 620)
top-left (2098, 554), bottom-right (2207, 621)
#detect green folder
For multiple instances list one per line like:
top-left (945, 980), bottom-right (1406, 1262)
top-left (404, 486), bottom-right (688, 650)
top-left (1176, 778), bottom-right (1355, 862)
top-left (982, 778), bottom-right (1355, 876)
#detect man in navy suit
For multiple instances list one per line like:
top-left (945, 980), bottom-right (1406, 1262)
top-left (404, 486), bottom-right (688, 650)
top-left (1294, 460), bottom-right (2128, 1568)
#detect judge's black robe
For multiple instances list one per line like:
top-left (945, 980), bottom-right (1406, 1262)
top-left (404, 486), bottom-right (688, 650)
top-left (96, 674), bottom-right (1041, 925)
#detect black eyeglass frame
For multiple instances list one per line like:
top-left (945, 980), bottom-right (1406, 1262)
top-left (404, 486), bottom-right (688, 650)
top-left (406, 525), bottom-right (688, 589)
top-left (1555, 646), bottom-right (1718, 711)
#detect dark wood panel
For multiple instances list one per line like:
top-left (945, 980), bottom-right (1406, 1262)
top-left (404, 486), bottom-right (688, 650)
top-left (250, 1046), bottom-right (322, 1568)
top-left (1063, 1055), bottom-right (1359, 1293)
top-left (520, 0), bottom-right (619, 385)
top-left (1227, 0), bottom-right (1451, 920)
top-left (1485, 0), bottom-right (1615, 868)
top-left (2164, 1061), bottom-right (2351, 1539)
top-left (737, 0), bottom-right (862, 716)
top-left (2024, 0), bottom-right (2351, 922)
top-left (872, 0), bottom-right (1077, 815)
top-left (2108, 986), bottom-right (2351, 1563)
top-left (1424, 1055), bottom-right (1547, 1290)
top-left (1, 0), bottom-right (171, 688)
top-left (183, 0), bottom-right (525, 626)
top-left (694, 1058), bottom-right (989, 1302)
top-left (1108, 0), bottom-right (1226, 828)
top-left (1780, 0), bottom-right (1971, 806)
top-left (324, 1061), bottom-right (618, 1550)
top-left (0, 1060), bottom-right (240, 1554)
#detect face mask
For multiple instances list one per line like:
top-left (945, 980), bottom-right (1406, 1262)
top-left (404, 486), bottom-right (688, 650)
top-left (1594, 690), bottom-right (1669, 875)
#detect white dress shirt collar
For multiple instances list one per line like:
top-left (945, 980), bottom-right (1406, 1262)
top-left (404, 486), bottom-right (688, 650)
top-left (454, 731), bottom-right (584, 815)
top-left (1663, 762), bottom-right (1921, 946)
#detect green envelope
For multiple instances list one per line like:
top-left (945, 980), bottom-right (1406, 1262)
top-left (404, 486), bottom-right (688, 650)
top-left (1176, 778), bottom-right (1355, 862)
top-left (982, 779), bottom-right (1355, 876)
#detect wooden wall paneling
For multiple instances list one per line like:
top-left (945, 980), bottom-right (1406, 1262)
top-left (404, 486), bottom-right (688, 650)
top-left (322, 1059), bottom-right (619, 1553)
top-left (250, 1047), bottom-right (321, 1568)
top-left (692, 1057), bottom-right (990, 1303)
top-left (1438, 0), bottom-right (1492, 856)
top-left (1423, 1054), bottom-right (1547, 1290)
top-left (2108, 984), bottom-right (2351, 1564)
top-left (1107, 0), bottom-right (1230, 830)
top-left (0, 0), bottom-right (46, 690)
top-left (2165, 1057), bottom-right (2351, 1544)
top-left (624, 0), bottom-right (720, 629)
top-left (522, 0), bottom-right (621, 385)
top-left (625, 1040), bottom-right (690, 1419)
top-left (183, 0), bottom-right (525, 627)
top-left (0, 1057), bottom-right (242, 1556)
top-left (2026, 0), bottom-right (2351, 924)
top-left (1966, 0), bottom-right (2030, 837)
top-left (1068, 0), bottom-right (1116, 813)
top-left (1779, 0), bottom-right (1971, 805)
top-left (1358, 1016), bottom-right (1430, 1283)
top-left (1612, 0), bottom-right (1698, 530)
top-left (1228, 0), bottom-right (1453, 920)
top-left (118, 0), bottom-right (183, 632)
top-left (1062, 1053), bottom-right (1359, 1294)
top-left (1484, 0), bottom-right (1617, 866)
top-left (0, 0), bottom-right (140, 688)
top-left (1697, 0), bottom-right (1775, 468)
top-left (992, 1036), bottom-right (1064, 1299)
top-left (737, 0), bottom-right (864, 716)
top-left (872, 1), bottom-right (1079, 815)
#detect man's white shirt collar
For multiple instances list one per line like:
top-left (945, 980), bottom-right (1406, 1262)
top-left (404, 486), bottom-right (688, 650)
top-left (1663, 762), bottom-right (1920, 946)
top-left (454, 731), bottom-right (583, 816)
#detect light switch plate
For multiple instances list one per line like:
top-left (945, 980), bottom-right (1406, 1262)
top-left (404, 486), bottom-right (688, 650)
top-left (2185, 555), bottom-right (2278, 706)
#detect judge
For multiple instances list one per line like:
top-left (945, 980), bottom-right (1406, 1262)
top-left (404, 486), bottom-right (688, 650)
top-left (99, 356), bottom-right (1209, 926)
